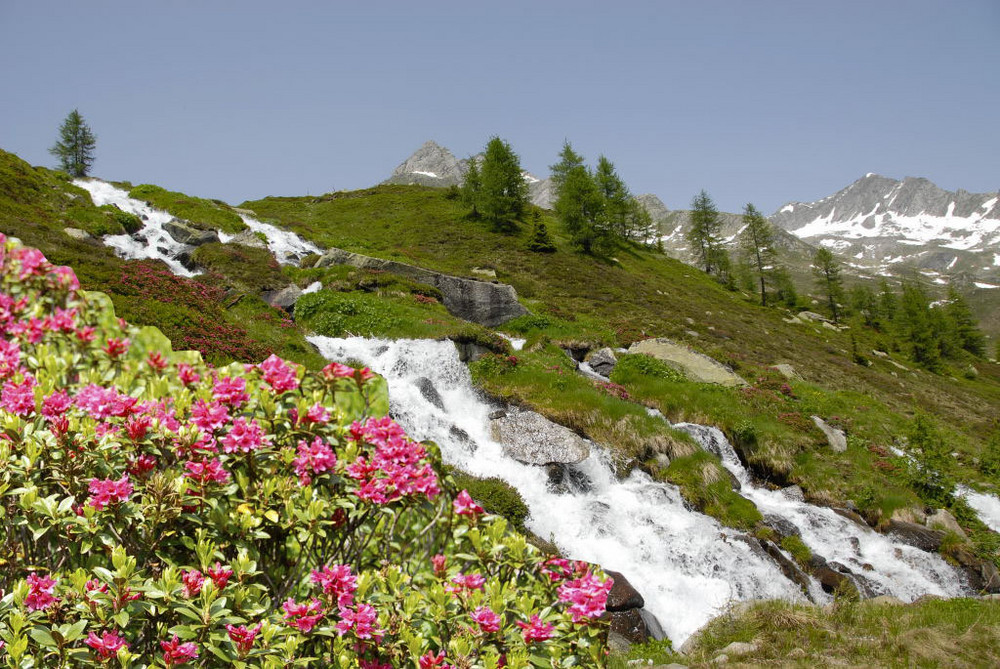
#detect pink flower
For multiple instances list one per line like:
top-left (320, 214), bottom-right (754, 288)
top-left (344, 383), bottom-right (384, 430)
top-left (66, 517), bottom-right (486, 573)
top-left (75, 384), bottom-right (136, 420)
top-left (147, 351), bottom-right (168, 371)
top-left (183, 458), bottom-right (230, 485)
top-left (0, 339), bottom-right (20, 378)
top-left (431, 554), bottom-right (447, 576)
top-left (225, 623), bottom-right (261, 656)
top-left (190, 399), bottom-right (229, 432)
top-left (335, 602), bottom-right (382, 640)
top-left (321, 361), bottom-right (356, 379)
top-left (556, 571), bottom-right (614, 622)
top-left (51, 265), bottom-right (79, 291)
top-left (76, 325), bottom-right (96, 342)
top-left (41, 390), bottom-right (72, 418)
top-left (221, 416), bottom-right (266, 453)
top-left (181, 569), bottom-right (204, 598)
top-left (471, 606), bottom-right (501, 633)
top-left (85, 579), bottom-right (108, 596)
top-left (24, 573), bottom-right (58, 611)
top-left (311, 564), bottom-right (356, 607)
top-left (102, 337), bottom-right (130, 359)
top-left (445, 572), bottom-right (485, 595)
top-left (15, 247), bottom-right (48, 280)
top-left (213, 375), bottom-right (248, 407)
top-left (516, 614), bottom-right (554, 643)
top-left (293, 437), bottom-right (337, 485)
top-left (282, 597), bottom-right (324, 633)
top-left (1, 374), bottom-right (36, 416)
top-left (85, 631), bottom-right (128, 660)
top-left (419, 651), bottom-right (455, 669)
top-left (176, 363), bottom-right (200, 386)
top-left (453, 490), bottom-right (483, 517)
top-left (125, 414), bottom-right (152, 441)
top-left (304, 402), bottom-right (330, 424)
top-left (208, 562), bottom-right (233, 589)
top-left (260, 354), bottom-right (299, 393)
top-left (87, 474), bottom-right (133, 511)
top-left (160, 635), bottom-right (199, 667)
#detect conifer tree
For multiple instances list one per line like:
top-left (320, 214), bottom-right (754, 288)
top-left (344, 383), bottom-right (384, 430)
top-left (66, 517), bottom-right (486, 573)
top-left (461, 156), bottom-right (482, 218)
top-left (555, 165), bottom-right (605, 253)
top-left (549, 140), bottom-right (585, 191)
top-left (812, 247), bottom-right (845, 323)
top-left (527, 217), bottom-right (556, 253)
top-left (738, 203), bottom-right (777, 306)
top-left (897, 281), bottom-right (940, 370)
top-left (479, 137), bottom-right (527, 232)
top-left (687, 190), bottom-right (724, 276)
top-left (50, 109), bottom-right (96, 177)
top-left (945, 286), bottom-right (986, 357)
top-left (595, 156), bottom-right (632, 238)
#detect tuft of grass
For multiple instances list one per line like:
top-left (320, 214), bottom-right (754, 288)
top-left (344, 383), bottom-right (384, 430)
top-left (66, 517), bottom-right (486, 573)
top-left (129, 183), bottom-right (246, 233)
top-left (449, 469), bottom-right (530, 532)
top-left (662, 451), bottom-right (763, 530)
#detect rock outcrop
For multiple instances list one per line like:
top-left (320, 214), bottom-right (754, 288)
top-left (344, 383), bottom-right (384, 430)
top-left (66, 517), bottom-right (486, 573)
top-left (586, 348), bottom-right (618, 377)
top-left (316, 247), bottom-right (528, 327)
top-left (811, 416), bottom-right (848, 453)
top-left (628, 338), bottom-right (747, 387)
top-left (489, 409), bottom-right (589, 465)
top-left (163, 219), bottom-right (219, 246)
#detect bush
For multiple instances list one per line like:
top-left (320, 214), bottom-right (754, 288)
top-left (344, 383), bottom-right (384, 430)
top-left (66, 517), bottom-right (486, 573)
top-left (0, 235), bottom-right (613, 667)
top-left (451, 471), bottom-right (530, 532)
top-left (609, 353), bottom-right (685, 384)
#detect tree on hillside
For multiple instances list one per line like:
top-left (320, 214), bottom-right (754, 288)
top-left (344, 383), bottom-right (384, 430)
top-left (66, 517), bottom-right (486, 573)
top-left (555, 164), bottom-right (606, 254)
top-left (738, 203), bottom-right (777, 306)
top-left (595, 156), bottom-right (632, 239)
top-left (687, 190), bottom-right (725, 277)
top-left (945, 286), bottom-right (986, 357)
top-left (479, 137), bottom-right (528, 232)
top-left (549, 140), bottom-right (585, 191)
top-left (461, 156), bottom-right (482, 218)
top-left (50, 109), bottom-right (96, 177)
top-left (527, 212), bottom-right (556, 253)
top-left (897, 281), bottom-right (940, 370)
top-left (812, 247), bottom-right (845, 323)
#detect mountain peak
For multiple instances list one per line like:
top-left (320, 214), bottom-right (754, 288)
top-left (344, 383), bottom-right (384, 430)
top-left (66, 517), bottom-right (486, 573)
top-left (384, 140), bottom-right (465, 186)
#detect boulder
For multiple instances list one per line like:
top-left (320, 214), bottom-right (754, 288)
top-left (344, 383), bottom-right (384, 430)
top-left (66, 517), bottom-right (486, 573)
top-left (262, 285), bottom-right (302, 311)
top-left (64, 227), bottom-right (94, 242)
top-left (772, 363), bottom-right (802, 380)
top-left (628, 338), bottom-right (747, 387)
top-left (949, 548), bottom-right (1000, 593)
top-left (798, 311), bottom-right (831, 323)
top-left (781, 485), bottom-right (806, 502)
top-left (587, 347), bottom-right (618, 377)
top-left (886, 519), bottom-right (945, 552)
top-left (163, 218), bottom-right (219, 246)
top-left (415, 377), bottom-right (444, 411)
top-left (719, 641), bottom-right (758, 656)
top-left (608, 608), bottom-right (652, 645)
top-left (811, 416), bottom-right (848, 453)
top-left (229, 230), bottom-right (268, 249)
top-left (926, 509), bottom-right (967, 539)
top-left (760, 539), bottom-right (812, 595)
top-left (453, 340), bottom-right (492, 363)
top-left (316, 247), bottom-right (528, 327)
top-left (832, 507), bottom-right (870, 529)
top-left (763, 514), bottom-right (801, 539)
top-left (490, 410), bottom-right (589, 465)
top-left (604, 570), bottom-right (644, 611)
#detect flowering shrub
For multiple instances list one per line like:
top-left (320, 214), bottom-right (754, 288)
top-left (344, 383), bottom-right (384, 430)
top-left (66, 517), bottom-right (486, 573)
top-left (0, 237), bottom-right (611, 667)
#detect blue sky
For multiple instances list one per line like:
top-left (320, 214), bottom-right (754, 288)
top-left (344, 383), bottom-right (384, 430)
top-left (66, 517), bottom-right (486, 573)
top-left (1, 0), bottom-right (997, 214)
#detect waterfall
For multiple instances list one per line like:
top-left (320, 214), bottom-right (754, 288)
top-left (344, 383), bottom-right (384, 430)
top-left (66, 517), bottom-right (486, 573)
top-left (308, 336), bottom-right (813, 645)
top-left (674, 423), bottom-right (968, 601)
top-left (72, 179), bottom-right (320, 271)
top-left (957, 485), bottom-right (1000, 533)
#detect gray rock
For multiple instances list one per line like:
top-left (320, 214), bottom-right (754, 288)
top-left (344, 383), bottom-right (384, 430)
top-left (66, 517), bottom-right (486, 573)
top-left (763, 514), bottom-right (801, 539)
top-left (162, 218), bottom-right (219, 246)
top-left (887, 519), bottom-right (945, 552)
top-left (229, 230), bottom-right (268, 249)
top-left (528, 177), bottom-right (556, 209)
top-left (719, 641), bottom-right (758, 656)
top-left (453, 341), bottom-right (492, 363)
top-left (781, 485), bottom-right (805, 502)
top-left (811, 416), bottom-right (848, 453)
top-left (760, 539), bottom-right (813, 595)
top-left (639, 609), bottom-right (667, 641)
top-left (490, 410), bottom-right (589, 465)
top-left (383, 140), bottom-right (465, 186)
top-left (262, 285), bottom-right (302, 311)
top-left (926, 509), bottom-right (967, 539)
top-left (773, 363), bottom-right (801, 380)
top-left (628, 338), bottom-right (747, 387)
top-left (587, 347), bottom-right (618, 377)
top-left (415, 377), bottom-right (444, 411)
top-left (63, 227), bottom-right (94, 241)
top-left (797, 311), bottom-right (831, 323)
top-left (317, 247), bottom-right (528, 327)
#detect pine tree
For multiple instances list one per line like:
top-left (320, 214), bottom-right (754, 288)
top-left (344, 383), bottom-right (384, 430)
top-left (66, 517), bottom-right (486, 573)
top-left (812, 248), bottom-right (844, 323)
top-left (50, 109), bottom-right (96, 177)
top-left (549, 140), bottom-right (585, 191)
top-left (595, 156), bottom-right (631, 239)
top-left (897, 281), bottom-right (940, 370)
top-left (461, 156), bottom-right (482, 218)
top-left (555, 165), bottom-right (605, 253)
top-left (945, 286), bottom-right (986, 357)
top-left (738, 203), bottom-right (777, 306)
top-left (527, 216), bottom-right (556, 253)
top-left (687, 190), bottom-right (724, 276)
top-left (479, 137), bottom-right (528, 232)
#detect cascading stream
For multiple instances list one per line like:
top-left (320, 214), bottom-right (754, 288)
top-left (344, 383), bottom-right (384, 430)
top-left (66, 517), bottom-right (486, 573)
top-left (309, 335), bottom-right (813, 644)
top-left (957, 485), bottom-right (1000, 533)
top-left (674, 423), bottom-right (968, 600)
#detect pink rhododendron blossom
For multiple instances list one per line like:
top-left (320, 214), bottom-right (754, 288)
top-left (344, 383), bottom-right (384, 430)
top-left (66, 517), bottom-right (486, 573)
top-left (85, 579), bottom-right (108, 596)
top-left (431, 554), bottom-right (447, 576)
top-left (24, 573), bottom-right (58, 611)
top-left (225, 623), bottom-right (261, 656)
top-left (304, 402), bottom-right (330, 424)
top-left (190, 399), bottom-right (230, 432)
top-left (102, 337), bottom-right (130, 359)
top-left (15, 247), bottom-right (48, 280)
top-left (176, 363), bottom-right (200, 386)
top-left (208, 562), bottom-right (233, 589)
top-left (213, 375), bottom-right (248, 407)
top-left (85, 631), bottom-right (128, 660)
top-left (1, 374), bottom-right (36, 416)
top-left (282, 597), bottom-right (324, 632)
top-left (146, 351), bottom-right (168, 371)
top-left (419, 651), bottom-right (455, 669)
top-left (183, 458), bottom-right (230, 485)
top-left (321, 361), bottom-right (356, 379)
top-left (359, 661), bottom-right (392, 669)
top-left (516, 614), bottom-right (554, 643)
top-left (41, 390), bottom-right (72, 418)
top-left (445, 572), bottom-right (485, 595)
top-left (0, 339), bottom-right (20, 378)
top-left (75, 325), bottom-right (96, 342)
top-left (87, 474), bottom-right (133, 511)
top-left (128, 454), bottom-right (157, 477)
top-left (51, 265), bottom-right (79, 291)
top-left (160, 635), bottom-right (199, 667)
top-left (75, 384), bottom-right (137, 420)
top-left (344, 416), bottom-right (440, 504)
top-left (222, 416), bottom-right (266, 453)
top-left (556, 571), bottom-right (614, 622)
top-left (293, 436), bottom-right (337, 485)
top-left (260, 353), bottom-right (299, 392)
top-left (453, 490), bottom-right (483, 517)
top-left (335, 602), bottom-right (382, 640)
top-left (311, 564), bottom-right (356, 607)
top-left (471, 606), bottom-right (501, 633)
top-left (181, 569), bottom-right (204, 598)
top-left (125, 414), bottom-right (152, 441)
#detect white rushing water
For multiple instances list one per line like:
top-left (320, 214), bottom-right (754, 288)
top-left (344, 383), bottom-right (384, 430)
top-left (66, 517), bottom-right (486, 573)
top-left (73, 179), bottom-right (200, 277)
top-left (308, 336), bottom-right (812, 644)
top-left (958, 485), bottom-right (1000, 533)
top-left (72, 179), bottom-right (321, 272)
top-left (675, 424), bottom-right (968, 601)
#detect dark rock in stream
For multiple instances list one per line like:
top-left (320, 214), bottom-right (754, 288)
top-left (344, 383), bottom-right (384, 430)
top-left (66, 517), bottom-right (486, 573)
top-left (604, 570), bottom-right (645, 611)
top-left (415, 377), bottom-right (444, 410)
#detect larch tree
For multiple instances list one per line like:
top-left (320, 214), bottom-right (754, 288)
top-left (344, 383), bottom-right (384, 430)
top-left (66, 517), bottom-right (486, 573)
top-left (549, 140), bottom-right (586, 191)
top-left (687, 190), bottom-right (724, 276)
top-left (812, 247), bottom-right (845, 323)
top-left (479, 137), bottom-right (528, 232)
top-left (555, 164), bottom-right (605, 253)
top-left (461, 156), bottom-right (482, 218)
top-left (738, 203), bottom-right (777, 306)
top-left (50, 109), bottom-right (96, 177)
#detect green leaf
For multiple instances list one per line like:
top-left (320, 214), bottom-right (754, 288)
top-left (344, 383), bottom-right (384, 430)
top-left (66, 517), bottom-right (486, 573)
top-left (62, 619), bottom-right (88, 643)
top-left (29, 627), bottom-right (57, 648)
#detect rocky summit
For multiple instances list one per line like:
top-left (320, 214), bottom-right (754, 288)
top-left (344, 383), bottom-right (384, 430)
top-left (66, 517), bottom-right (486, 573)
top-left (383, 140), bottom-right (466, 187)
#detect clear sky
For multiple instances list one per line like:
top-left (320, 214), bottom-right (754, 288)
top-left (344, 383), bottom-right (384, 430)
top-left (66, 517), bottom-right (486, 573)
top-left (2, 0), bottom-right (997, 215)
